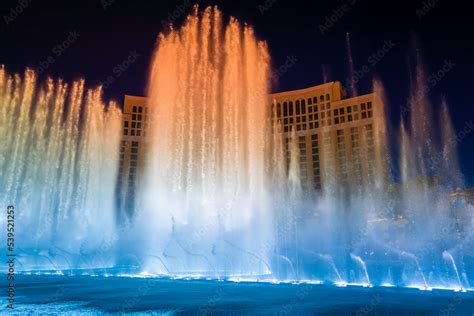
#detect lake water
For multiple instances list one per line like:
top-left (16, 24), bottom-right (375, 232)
top-left (1, 274), bottom-right (474, 315)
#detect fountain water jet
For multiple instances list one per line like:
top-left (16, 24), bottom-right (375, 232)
top-left (401, 252), bottom-right (429, 290)
top-left (350, 253), bottom-right (371, 285)
top-left (316, 254), bottom-right (344, 284)
top-left (0, 67), bottom-right (121, 271)
top-left (137, 6), bottom-right (284, 276)
top-left (442, 250), bottom-right (464, 291)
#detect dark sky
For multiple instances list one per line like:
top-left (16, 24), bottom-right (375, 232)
top-left (0, 0), bottom-right (473, 184)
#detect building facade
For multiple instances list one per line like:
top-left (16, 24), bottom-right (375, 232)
top-left (270, 81), bottom-right (386, 190)
top-left (118, 81), bottom-right (387, 210)
top-left (117, 95), bottom-right (149, 217)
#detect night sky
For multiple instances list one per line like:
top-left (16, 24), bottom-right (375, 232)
top-left (1, 0), bottom-right (473, 184)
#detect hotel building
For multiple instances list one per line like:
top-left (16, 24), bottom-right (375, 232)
top-left (118, 81), bottom-right (387, 209)
top-left (270, 81), bottom-right (386, 190)
top-left (116, 95), bottom-right (149, 217)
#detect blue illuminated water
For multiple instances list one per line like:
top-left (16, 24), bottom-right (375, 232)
top-left (2, 274), bottom-right (473, 315)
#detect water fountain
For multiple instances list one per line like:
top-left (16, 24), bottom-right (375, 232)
top-left (0, 6), bottom-right (472, 293)
top-left (443, 250), bottom-right (464, 291)
top-left (0, 66), bottom-right (121, 271)
top-left (134, 6), bottom-right (284, 276)
top-left (350, 253), bottom-right (371, 286)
